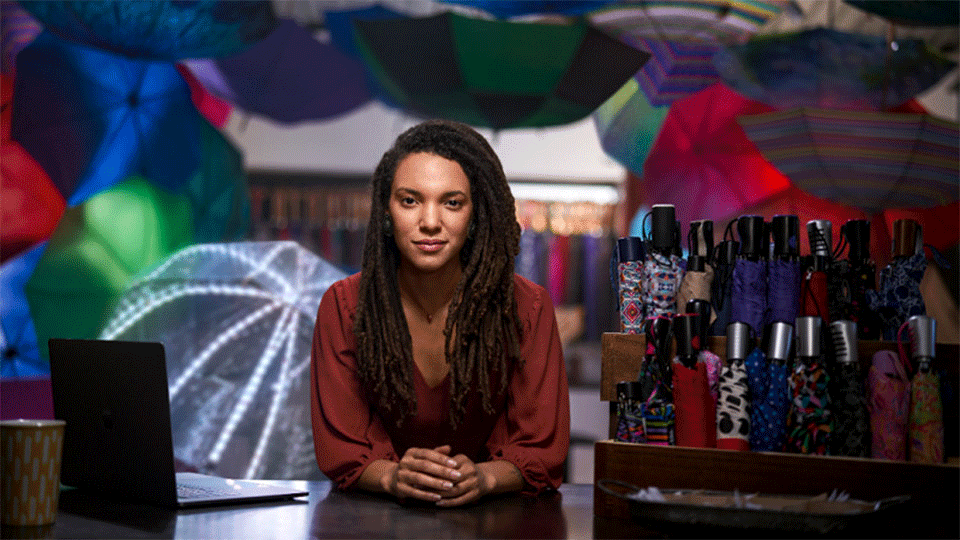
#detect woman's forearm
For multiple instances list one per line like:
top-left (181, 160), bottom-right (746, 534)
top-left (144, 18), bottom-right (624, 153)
top-left (357, 459), bottom-right (399, 494)
top-left (476, 460), bottom-right (524, 496)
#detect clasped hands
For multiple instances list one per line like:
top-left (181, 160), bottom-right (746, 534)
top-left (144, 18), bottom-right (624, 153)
top-left (383, 445), bottom-right (489, 507)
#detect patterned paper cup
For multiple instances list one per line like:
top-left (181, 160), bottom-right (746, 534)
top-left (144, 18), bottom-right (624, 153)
top-left (1, 419), bottom-right (65, 526)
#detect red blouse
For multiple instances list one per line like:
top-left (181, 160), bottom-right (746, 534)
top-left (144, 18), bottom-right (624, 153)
top-left (310, 272), bottom-right (570, 495)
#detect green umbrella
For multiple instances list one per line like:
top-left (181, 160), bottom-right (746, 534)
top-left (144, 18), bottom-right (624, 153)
top-left (186, 121), bottom-right (251, 243)
top-left (25, 176), bottom-right (194, 362)
top-left (592, 77), bottom-right (670, 177)
top-left (351, 11), bottom-right (649, 129)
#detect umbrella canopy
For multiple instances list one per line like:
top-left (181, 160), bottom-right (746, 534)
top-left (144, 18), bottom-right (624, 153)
top-left (184, 121), bottom-right (252, 244)
top-left (177, 65), bottom-right (232, 129)
top-left (1, 1), bottom-right (41, 73)
top-left (641, 83), bottom-right (791, 238)
top-left (0, 141), bottom-right (65, 263)
top-left (738, 107), bottom-right (959, 213)
top-left (626, 36), bottom-right (722, 107)
top-left (182, 19), bottom-right (371, 125)
top-left (593, 77), bottom-right (671, 177)
top-left (713, 28), bottom-right (956, 111)
top-left (350, 11), bottom-right (650, 129)
top-left (0, 243), bottom-right (46, 378)
top-left (588, 0), bottom-right (783, 43)
top-left (12, 31), bottom-right (206, 206)
top-left (19, 0), bottom-right (277, 60)
top-left (440, 0), bottom-right (615, 19)
top-left (24, 176), bottom-right (195, 363)
top-left (99, 241), bottom-right (346, 480)
top-left (845, 0), bottom-right (960, 27)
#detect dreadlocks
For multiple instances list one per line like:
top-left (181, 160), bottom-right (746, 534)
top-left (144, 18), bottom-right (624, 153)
top-left (353, 119), bottom-right (523, 427)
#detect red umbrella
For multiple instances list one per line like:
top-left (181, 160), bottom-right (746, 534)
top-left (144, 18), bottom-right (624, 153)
top-left (640, 83), bottom-right (791, 240)
top-left (1, 72), bottom-right (65, 262)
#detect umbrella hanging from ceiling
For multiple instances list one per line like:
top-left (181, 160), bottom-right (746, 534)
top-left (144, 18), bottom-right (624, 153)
top-left (349, 11), bottom-right (650, 129)
top-left (738, 107), bottom-right (959, 214)
top-left (593, 77), bottom-right (671, 177)
top-left (12, 31), bottom-right (206, 206)
top-left (713, 27), bottom-right (956, 111)
top-left (0, 244), bottom-right (47, 378)
top-left (99, 241), bottom-right (346, 480)
top-left (24, 176), bottom-right (196, 363)
top-left (0, 1), bottom-right (41, 73)
top-left (439, 0), bottom-right (615, 19)
top-left (182, 19), bottom-right (371, 125)
top-left (588, 0), bottom-right (783, 44)
top-left (640, 83), bottom-right (791, 239)
top-left (19, 0), bottom-right (277, 60)
top-left (845, 0), bottom-right (960, 27)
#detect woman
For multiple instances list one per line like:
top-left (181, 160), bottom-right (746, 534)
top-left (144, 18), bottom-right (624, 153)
top-left (310, 119), bottom-right (570, 507)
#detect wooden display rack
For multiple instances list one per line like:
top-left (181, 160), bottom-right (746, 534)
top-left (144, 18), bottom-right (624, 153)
top-left (594, 332), bottom-right (959, 538)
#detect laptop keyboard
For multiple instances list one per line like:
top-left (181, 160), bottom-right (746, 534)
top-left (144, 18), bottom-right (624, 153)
top-left (177, 483), bottom-right (240, 500)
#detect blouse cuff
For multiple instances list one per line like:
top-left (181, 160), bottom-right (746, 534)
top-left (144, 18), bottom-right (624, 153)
top-left (337, 447), bottom-right (399, 491)
top-left (491, 449), bottom-right (557, 496)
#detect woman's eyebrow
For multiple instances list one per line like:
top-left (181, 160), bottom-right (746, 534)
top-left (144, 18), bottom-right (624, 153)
top-left (393, 187), bottom-right (468, 199)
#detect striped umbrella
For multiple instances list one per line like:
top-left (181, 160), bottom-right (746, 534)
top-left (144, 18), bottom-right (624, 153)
top-left (738, 108), bottom-right (960, 213)
top-left (0, 1), bottom-right (41, 73)
top-left (588, 0), bottom-right (783, 44)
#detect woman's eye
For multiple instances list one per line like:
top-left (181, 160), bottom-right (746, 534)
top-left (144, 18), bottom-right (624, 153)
top-left (446, 199), bottom-right (463, 209)
top-left (401, 197), bottom-right (416, 205)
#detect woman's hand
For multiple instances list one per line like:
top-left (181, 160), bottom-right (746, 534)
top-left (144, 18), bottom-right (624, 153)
top-left (382, 445), bottom-right (462, 502)
top-left (437, 457), bottom-right (523, 507)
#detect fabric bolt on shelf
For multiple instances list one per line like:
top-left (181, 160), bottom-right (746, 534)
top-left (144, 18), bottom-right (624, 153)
top-left (909, 371), bottom-right (944, 464)
top-left (867, 350), bottom-right (909, 461)
top-left (716, 360), bottom-right (751, 451)
top-left (350, 11), bottom-right (650, 129)
top-left (672, 360), bottom-right (717, 449)
top-left (831, 362), bottom-right (871, 458)
top-left (730, 258), bottom-right (767, 336)
top-left (785, 360), bottom-right (834, 455)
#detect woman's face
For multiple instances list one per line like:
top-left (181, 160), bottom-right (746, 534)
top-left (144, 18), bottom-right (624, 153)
top-left (388, 152), bottom-right (474, 275)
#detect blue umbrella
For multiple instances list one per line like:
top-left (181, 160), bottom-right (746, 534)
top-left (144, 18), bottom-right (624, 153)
top-left (0, 243), bottom-right (46, 379)
top-left (182, 19), bottom-right (371, 125)
top-left (439, 0), bottom-right (615, 18)
top-left (12, 31), bottom-right (205, 206)
top-left (19, 0), bottom-right (277, 60)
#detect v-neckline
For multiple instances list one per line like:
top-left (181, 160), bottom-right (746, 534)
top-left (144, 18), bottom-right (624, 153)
top-left (413, 360), bottom-right (450, 391)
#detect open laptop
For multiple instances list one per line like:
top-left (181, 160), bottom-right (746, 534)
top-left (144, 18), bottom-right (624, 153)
top-left (48, 338), bottom-right (309, 508)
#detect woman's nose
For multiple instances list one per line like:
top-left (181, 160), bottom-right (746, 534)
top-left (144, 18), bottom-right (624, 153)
top-left (419, 203), bottom-right (441, 230)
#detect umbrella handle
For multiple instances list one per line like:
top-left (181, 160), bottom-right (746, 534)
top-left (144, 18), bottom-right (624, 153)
top-left (896, 321), bottom-right (914, 376)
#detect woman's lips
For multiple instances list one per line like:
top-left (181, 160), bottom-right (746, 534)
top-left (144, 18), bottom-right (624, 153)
top-left (414, 240), bottom-right (446, 253)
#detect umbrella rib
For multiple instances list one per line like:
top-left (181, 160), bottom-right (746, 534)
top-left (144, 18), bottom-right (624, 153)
top-left (244, 314), bottom-right (298, 479)
top-left (207, 305), bottom-right (295, 469)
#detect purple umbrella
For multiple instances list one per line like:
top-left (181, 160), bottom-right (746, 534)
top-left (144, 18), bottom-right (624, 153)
top-left (766, 214), bottom-right (802, 327)
top-left (182, 19), bottom-right (371, 125)
top-left (729, 216), bottom-right (767, 336)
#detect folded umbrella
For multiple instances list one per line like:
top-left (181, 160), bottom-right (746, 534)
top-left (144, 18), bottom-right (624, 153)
top-left (829, 320), bottom-right (870, 457)
top-left (868, 349), bottom-right (910, 460)
top-left (867, 219), bottom-right (928, 340)
top-left (748, 321), bottom-right (792, 452)
top-left (676, 220), bottom-right (715, 324)
top-left (834, 219), bottom-right (882, 339)
top-left (672, 313), bottom-right (716, 449)
top-left (717, 321), bottom-right (753, 451)
top-left (786, 316), bottom-right (834, 455)
top-left (729, 215), bottom-right (767, 336)
top-left (902, 316), bottom-right (944, 464)
top-left (641, 205), bottom-right (683, 319)
top-left (616, 236), bottom-right (645, 334)
top-left (800, 220), bottom-right (832, 322)
top-left (708, 239), bottom-right (738, 335)
top-left (766, 214), bottom-right (802, 327)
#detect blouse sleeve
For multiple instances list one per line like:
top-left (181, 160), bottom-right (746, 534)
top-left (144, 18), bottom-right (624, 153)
top-left (310, 277), bottom-right (398, 490)
top-left (486, 278), bottom-right (571, 495)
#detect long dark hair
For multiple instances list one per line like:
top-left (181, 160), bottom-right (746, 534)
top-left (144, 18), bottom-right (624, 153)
top-left (353, 119), bottom-right (522, 427)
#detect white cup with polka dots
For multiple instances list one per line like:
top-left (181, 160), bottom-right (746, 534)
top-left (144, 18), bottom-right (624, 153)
top-left (1, 419), bottom-right (65, 526)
